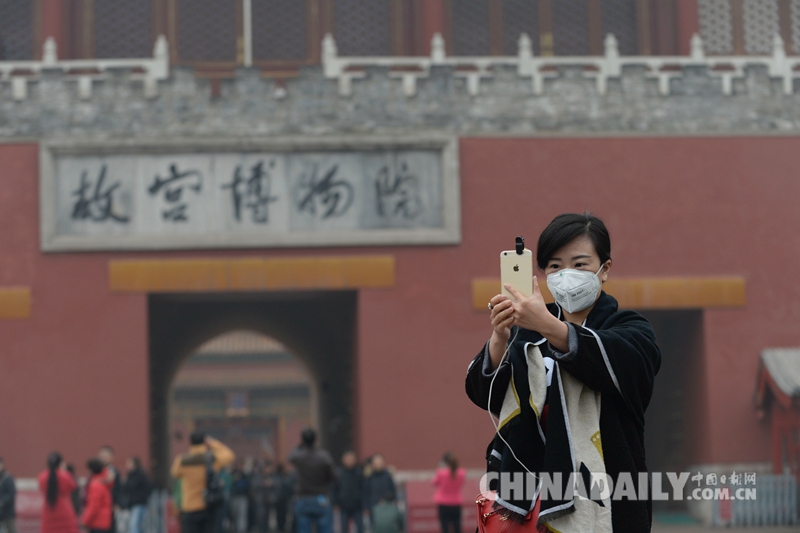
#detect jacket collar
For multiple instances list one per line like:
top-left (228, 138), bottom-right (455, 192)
top-left (518, 291), bottom-right (619, 345)
top-left (188, 444), bottom-right (208, 455)
top-left (582, 291), bottom-right (619, 329)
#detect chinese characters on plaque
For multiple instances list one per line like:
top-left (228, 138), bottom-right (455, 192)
top-left (49, 148), bottom-right (449, 249)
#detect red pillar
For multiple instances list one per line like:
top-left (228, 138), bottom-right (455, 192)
top-left (420, 0), bottom-right (446, 55)
top-left (39, 0), bottom-right (67, 59)
top-left (676, 0), bottom-right (700, 56)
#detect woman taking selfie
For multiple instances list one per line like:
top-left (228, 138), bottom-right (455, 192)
top-left (466, 213), bottom-right (661, 533)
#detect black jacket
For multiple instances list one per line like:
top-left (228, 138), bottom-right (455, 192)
top-left (0, 470), bottom-right (15, 521)
top-left (333, 466), bottom-right (363, 511)
top-left (363, 470), bottom-right (396, 511)
top-left (466, 292), bottom-right (661, 533)
top-left (123, 468), bottom-right (152, 508)
top-left (288, 445), bottom-right (335, 497)
top-left (231, 469), bottom-right (250, 497)
top-left (260, 471), bottom-right (293, 505)
top-left (107, 466), bottom-right (122, 506)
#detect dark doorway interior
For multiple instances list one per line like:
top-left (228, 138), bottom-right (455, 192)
top-left (149, 290), bottom-right (357, 486)
top-left (640, 310), bottom-right (704, 510)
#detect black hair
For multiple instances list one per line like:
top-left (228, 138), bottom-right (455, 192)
top-left (301, 428), bottom-right (316, 447)
top-left (130, 457), bottom-right (141, 469)
top-left (87, 458), bottom-right (105, 475)
top-left (46, 452), bottom-right (62, 508)
top-left (536, 212), bottom-right (611, 270)
top-left (442, 452), bottom-right (458, 477)
top-left (190, 431), bottom-right (206, 446)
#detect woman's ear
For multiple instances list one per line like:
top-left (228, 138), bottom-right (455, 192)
top-left (600, 260), bottom-right (611, 283)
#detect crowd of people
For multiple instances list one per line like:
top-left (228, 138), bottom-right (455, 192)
top-left (0, 433), bottom-right (466, 533)
top-left (0, 447), bottom-right (152, 533)
top-left (170, 429), bottom-right (406, 533)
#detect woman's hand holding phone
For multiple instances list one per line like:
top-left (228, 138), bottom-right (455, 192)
top-left (503, 276), bottom-right (550, 332)
top-left (487, 294), bottom-right (514, 370)
top-left (504, 277), bottom-right (570, 353)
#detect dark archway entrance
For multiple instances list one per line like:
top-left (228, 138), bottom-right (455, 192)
top-left (171, 330), bottom-right (315, 464)
top-left (148, 290), bottom-right (357, 485)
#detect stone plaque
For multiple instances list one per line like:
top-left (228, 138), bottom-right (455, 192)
top-left (40, 137), bottom-right (460, 251)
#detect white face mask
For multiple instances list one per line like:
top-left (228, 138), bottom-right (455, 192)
top-left (546, 264), bottom-right (605, 314)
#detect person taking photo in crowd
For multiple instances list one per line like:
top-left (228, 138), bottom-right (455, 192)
top-left (172, 432), bottom-right (236, 533)
top-left (287, 428), bottom-right (335, 533)
top-left (432, 452), bottom-right (464, 533)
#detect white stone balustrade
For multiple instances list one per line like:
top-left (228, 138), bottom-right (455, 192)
top-left (0, 35), bottom-right (170, 100)
top-left (322, 32), bottom-right (800, 98)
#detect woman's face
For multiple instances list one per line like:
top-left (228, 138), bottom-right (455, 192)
top-left (543, 235), bottom-right (610, 282)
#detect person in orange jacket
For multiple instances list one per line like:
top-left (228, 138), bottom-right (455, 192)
top-left (171, 432), bottom-right (236, 533)
top-left (83, 459), bottom-right (113, 533)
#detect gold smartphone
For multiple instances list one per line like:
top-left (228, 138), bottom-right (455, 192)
top-left (500, 248), bottom-right (533, 301)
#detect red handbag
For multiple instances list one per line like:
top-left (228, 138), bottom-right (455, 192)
top-left (475, 491), bottom-right (545, 533)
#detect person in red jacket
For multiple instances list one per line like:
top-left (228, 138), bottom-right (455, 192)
top-left (38, 453), bottom-right (78, 533)
top-left (83, 459), bottom-right (113, 533)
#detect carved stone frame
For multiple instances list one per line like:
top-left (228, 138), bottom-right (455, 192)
top-left (39, 135), bottom-right (461, 252)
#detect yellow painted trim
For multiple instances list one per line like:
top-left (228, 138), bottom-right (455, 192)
top-left (109, 256), bottom-right (395, 292)
top-left (473, 276), bottom-right (745, 311)
top-left (497, 408), bottom-right (520, 431)
top-left (530, 394), bottom-right (539, 419)
top-left (0, 287), bottom-right (31, 319)
top-left (591, 430), bottom-right (604, 462)
top-left (498, 378), bottom-right (521, 431)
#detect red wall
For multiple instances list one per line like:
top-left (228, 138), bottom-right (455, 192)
top-left (0, 144), bottom-right (149, 478)
top-left (0, 137), bottom-right (785, 479)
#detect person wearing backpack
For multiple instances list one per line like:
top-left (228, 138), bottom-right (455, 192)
top-left (171, 432), bottom-right (235, 533)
